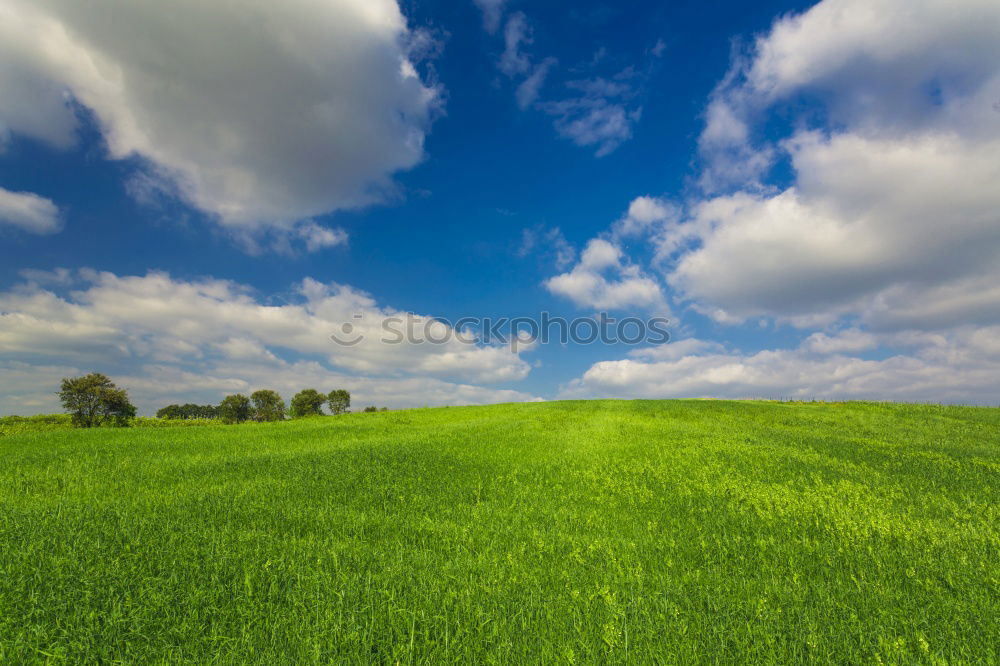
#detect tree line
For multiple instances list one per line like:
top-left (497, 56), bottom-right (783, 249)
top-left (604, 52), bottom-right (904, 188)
top-left (58, 373), bottom-right (384, 428)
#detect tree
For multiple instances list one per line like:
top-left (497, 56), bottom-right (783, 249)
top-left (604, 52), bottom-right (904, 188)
top-left (327, 389), bottom-right (351, 415)
top-left (157, 404), bottom-right (182, 419)
top-left (102, 389), bottom-right (137, 427)
top-left (363, 406), bottom-right (378, 413)
top-left (290, 389), bottom-right (325, 417)
top-left (218, 394), bottom-right (252, 424)
top-left (156, 403), bottom-right (219, 420)
top-left (194, 405), bottom-right (219, 419)
top-left (251, 390), bottom-right (286, 422)
top-left (58, 373), bottom-right (136, 428)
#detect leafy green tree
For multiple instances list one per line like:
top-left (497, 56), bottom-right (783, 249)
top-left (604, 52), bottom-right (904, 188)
top-left (218, 394), bottom-right (252, 424)
top-left (202, 404), bottom-right (220, 419)
top-left (102, 389), bottom-right (137, 427)
top-left (363, 406), bottom-right (378, 413)
top-left (157, 403), bottom-right (220, 420)
top-left (58, 373), bottom-right (136, 428)
top-left (251, 390), bottom-right (286, 422)
top-left (290, 389), bottom-right (325, 417)
top-left (157, 404), bottom-right (182, 419)
top-left (327, 389), bottom-right (351, 415)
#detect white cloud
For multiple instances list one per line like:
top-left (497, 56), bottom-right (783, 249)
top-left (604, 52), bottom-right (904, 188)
top-left (483, 9), bottom-right (644, 156)
top-left (515, 57), bottom-right (556, 110)
top-left (663, 0), bottom-right (1000, 329)
top-left (803, 329), bottom-right (877, 354)
top-left (0, 187), bottom-right (61, 233)
top-left (746, 0), bottom-right (1000, 108)
top-left (499, 12), bottom-right (533, 77)
top-left (0, 0), bottom-right (440, 232)
top-left (0, 270), bottom-right (538, 414)
top-left (121, 358), bottom-right (540, 413)
top-left (614, 195), bottom-right (675, 239)
top-left (473, 0), bottom-right (507, 34)
top-left (0, 361), bottom-right (83, 414)
top-left (517, 225), bottom-right (576, 270)
top-left (545, 239), bottom-right (666, 312)
top-left (562, 328), bottom-right (1000, 405)
top-left (540, 73), bottom-right (643, 157)
top-left (296, 222), bottom-right (349, 254)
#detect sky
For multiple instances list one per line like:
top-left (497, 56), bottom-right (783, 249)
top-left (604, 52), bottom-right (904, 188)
top-left (1, 0), bottom-right (999, 414)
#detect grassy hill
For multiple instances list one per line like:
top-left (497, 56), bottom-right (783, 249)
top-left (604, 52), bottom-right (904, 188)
top-left (2, 400), bottom-right (999, 663)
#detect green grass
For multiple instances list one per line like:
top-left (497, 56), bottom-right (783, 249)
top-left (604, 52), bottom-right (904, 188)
top-left (1, 400), bottom-right (999, 663)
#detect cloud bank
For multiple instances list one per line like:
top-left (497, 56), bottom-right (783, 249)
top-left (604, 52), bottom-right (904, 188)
top-left (561, 0), bottom-right (1000, 404)
top-left (0, 0), bottom-right (440, 232)
top-left (671, 0), bottom-right (1000, 327)
top-left (0, 270), bottom-right (537, 414)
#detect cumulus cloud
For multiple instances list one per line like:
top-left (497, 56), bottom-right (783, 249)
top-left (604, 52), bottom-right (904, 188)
top-left (660, 0), bottom-right (1000, 330)
top-left (0, 187), bottom-right (61, 233)
top-left (613, 195), bottom-right (676, 239)
top-left (545, 238), bottom-right (666, 312)
top-left (0, 0), bottom-right (440, 231)
top-left (539, 197), bottom-right (674, 313)
top-left (296, 222), bottom-right (349, 254)
top-left (562, 328), bottom-right (1000, 405)
top-left (0, 270), bottom-right (539, 414)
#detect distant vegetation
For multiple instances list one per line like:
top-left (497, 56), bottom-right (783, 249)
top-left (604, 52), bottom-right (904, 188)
top-left (155, 403), bottom-right (219, 419)
top-left (0, 414), bottom-right (73, 437)
top-left (34, 373), bottom-right (366, 428)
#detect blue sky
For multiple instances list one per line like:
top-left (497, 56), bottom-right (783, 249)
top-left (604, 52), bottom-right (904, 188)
top-left (2, 0), bottom-right (999, 413)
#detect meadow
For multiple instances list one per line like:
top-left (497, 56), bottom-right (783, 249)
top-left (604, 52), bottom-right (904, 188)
top-left (1, 400), bottom-right (999, 663)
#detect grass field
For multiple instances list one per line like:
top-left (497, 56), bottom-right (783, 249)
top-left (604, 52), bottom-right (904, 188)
top-left (2, 400), bottom-right (999, 663)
